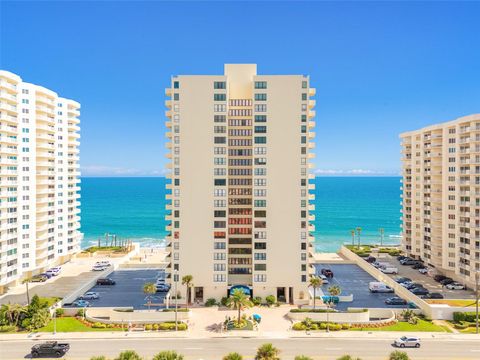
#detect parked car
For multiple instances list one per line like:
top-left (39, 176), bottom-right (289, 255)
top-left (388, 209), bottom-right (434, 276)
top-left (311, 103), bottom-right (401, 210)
top-left (400, 258), bottom-right (417, 265)
top-left (72, 299), bottom-right (90, 307)
top-left (440, 278), bottom-right (454, 285)
top-left (46, 267), bottom-right (61, 276)
top-left (418, 267), bottom-right (429, 274)
top-left (412, 263), bottom-right (426, 270)
top-left (446, 282), bottom-right (466, 290)
top-left (369, 282), bottom-right (394, 293)
top-left (404, 282), bottom-right (423, 290)
top-left (397, 255), bottom-right (407, 261)
top-left (79, 292), bottom-right (99, 300)
top-left (156, 284), bottom-right (170, 292)
top-left (411, 287), bottom-right (429, 296)
top-left (39, 272), bottom-right (52, 279)
top-left (365, 256), bottom-right (376, 263)
top-left (434, 275), bottom-right (447, 282)
top-left (31, 341), bottom-right (70, 358)
top-left (373, 261), bottom-right (390, 269)
top-left (321, 268), bottom-right (334, 277)
top-left (395, 277), bottom-right (412, 284)
top-left (380, 267), bottom-right (398, 274)
top-left (319, 274), bottom-right (329, 284)
top-left (421, 292), bottom-right (444, 299)
top-left (385, 297), bottom-right (407, 305)
top-left (394, 336), bottom-right (421, 348)
top-left (30, 274), bottom-right (48, 283)
top-left (96, 261), bottom-right (111, 267)
top-left (96, 278), bottom-right (115, 285)
top-left (92, 264), bottom-right (107, 271)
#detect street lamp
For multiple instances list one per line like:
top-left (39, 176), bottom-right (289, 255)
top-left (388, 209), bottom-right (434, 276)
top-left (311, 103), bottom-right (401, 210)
top-left (174, 269), bottom-right (178, 332)
top-left (53, 310), bottom-right (57, 335)
top-left (379, 228), bottom-right (385, 247)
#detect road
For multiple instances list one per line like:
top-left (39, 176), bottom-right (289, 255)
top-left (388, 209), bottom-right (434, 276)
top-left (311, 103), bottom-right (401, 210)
top-left (2, 337), bottom-right (480, 359)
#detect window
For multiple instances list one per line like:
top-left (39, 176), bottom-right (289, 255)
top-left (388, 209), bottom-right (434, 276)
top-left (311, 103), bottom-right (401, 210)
top-left (173, 93), bottom-right (179, 101)
top-left (254, 147), bottom-right (267, 155)
top-left (214, 115), bottom-right (226, 123)
top-left (214, 264), bottom-right (226, 271)
top-left (214, 104), bottom-right (226, 112)
top-left (254, 274), bottom-right (267, 282)
top-left (254, 93), bottom-right (267, 101)
top-left (302, 81), bottom-right (307, 88)
top-left (302, 93), bottom-right (307, 101)
top-left (254, 104), bottom-right (267, 112)
top-left (254, 81), bottom-right (267, 89)
top-left (173, 81), bottom-right (179, 89)
top-left (255, 126), bottom-right (267, 134)
top-left (214, 81), bottom-right (226, 89)
top-left (255, 137), bottom-right (267, 144)
top-left (214, 94), bottom-right (226, 101)
top-left (254, 253), bottom-right (266, 260)
top-left (214, 274), bottom-right (226, 282)
top-left (214, 137), bottom-right (226, 144)
top-left (254, 200), bottom-right (267, 207)
top-left (255, 115), bottom-right (267, 122)
top-left (254, 264), bottom-right (266, 271)
top-left (255, 242), bottom-right (266, 250)
top-left (214, 179), bottom-right (226, 186)
top-left (214, 242), bottom-right (226, 249)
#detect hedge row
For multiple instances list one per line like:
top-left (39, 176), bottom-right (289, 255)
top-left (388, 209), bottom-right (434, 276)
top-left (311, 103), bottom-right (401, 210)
top-left (453, 312), bottom-right (478, 323)
top-left (144, 322), bottom-right (188, 331)
top-left (292, 322), bottom-right (350, 331)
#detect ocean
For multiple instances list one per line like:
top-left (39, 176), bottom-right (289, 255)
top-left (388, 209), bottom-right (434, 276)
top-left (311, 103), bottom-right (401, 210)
top-left (80, 177), bottom-right (402, 253)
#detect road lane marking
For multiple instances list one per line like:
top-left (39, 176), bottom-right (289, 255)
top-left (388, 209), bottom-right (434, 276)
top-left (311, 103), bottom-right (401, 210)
top-left (325, 348), bottom-right (342, 350)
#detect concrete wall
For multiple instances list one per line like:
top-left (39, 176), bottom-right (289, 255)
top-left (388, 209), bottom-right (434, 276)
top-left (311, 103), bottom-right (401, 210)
top-left (61, 267), bottom-right (115, 305)
top-left (85, 307), bottom-right (190, 325)
top-left (288, 308), bottom-right (396, 325)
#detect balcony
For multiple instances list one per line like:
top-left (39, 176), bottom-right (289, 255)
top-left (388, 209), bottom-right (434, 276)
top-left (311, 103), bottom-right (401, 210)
top-left (309, 88), bottom-right (316, 96)
top-left (308, 99), bottom-right (316, 109)
top-left (165, 100), bottom-right (172, 109)
top-left (165, 88), bottom-right (173, 97)
top-left (308, 110), bottom-right (316, 118)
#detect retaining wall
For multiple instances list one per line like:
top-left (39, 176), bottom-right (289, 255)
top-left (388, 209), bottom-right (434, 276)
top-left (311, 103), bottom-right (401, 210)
top-left (288, 308), bottom-right (396, 325)
top-left (85, 307), bottom-right (190, 325)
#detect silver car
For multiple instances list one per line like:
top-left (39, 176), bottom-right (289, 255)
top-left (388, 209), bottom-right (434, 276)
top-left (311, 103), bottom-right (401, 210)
top-left (394, 336), bottom-right (421, 348)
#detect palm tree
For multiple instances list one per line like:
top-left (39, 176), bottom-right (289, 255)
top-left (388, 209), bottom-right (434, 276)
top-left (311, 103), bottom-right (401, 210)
top-left (350, 229), bottom-right (355, 246)
top-left (22, 278), bottom-right (30, 305)
top-left (143, 282), bottom-right (157, 310)
top-left (115, 350), bottom-right (142, 360)
top-left (356, 227), bottom-right (362, 248)
top-left (379, 228), bottom-right (385, 246)
top-left (326, 285), bottom-right (341, 332)
top-left (308, 276), bottom-right (322, 309)
top-left (223, 352), bottom-right (243, 360)
top-left (11, 304), bottom-right (27, 327)
top-left (388, 351), bottom-right (410, 360)
top-left (255, 343), bottom-right (280, 360)
top-left (181, 275), bottom-right (193, 306)
top-left (153, 350), bottom-right (184, 360)
top-left (295, 356), bottom-right (313, 360)
top-left (226, 288), bottom-right (253, 324)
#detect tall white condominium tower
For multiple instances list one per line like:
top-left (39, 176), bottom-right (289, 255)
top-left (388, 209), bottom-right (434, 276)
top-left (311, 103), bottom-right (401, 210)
top-left (164, 64), bottom-right (316, 304)
top-left (401, 114), bottom-right (480, 289)
top-left (0, 70), bottom-right (82, 294)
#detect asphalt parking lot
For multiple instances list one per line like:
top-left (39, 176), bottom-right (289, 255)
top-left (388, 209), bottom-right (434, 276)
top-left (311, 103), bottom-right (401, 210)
top-left (314, 263), bottom-right (406, 310)
top-left (68, 269), bottom-right (167, 309)
top-left (380, 255), bottom-right (476, 299)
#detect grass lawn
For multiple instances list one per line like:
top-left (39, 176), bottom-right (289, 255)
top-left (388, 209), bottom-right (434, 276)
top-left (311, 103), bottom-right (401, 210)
top-left (37, 317), bottom-right (123, 332)
top-left (351, 320), bottom-right (451, 332)
top-left (426, 299), bottom-right (478, 307)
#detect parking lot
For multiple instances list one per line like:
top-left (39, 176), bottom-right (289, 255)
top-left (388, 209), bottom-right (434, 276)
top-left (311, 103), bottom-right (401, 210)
top-left (314, 263), bottom-right (407, 310)
top-left (67, 269), bottom-right (167, 310)
top-left (379, 255), bottom-right (476, 299)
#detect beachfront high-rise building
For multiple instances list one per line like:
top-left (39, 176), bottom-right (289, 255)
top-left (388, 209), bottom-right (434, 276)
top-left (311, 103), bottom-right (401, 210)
top-left (0, 70), bottom-right (82, 293)
top-left (164, 64), bottom-right (316, 304)
top-left (400, 114), bottom-right (480, 289)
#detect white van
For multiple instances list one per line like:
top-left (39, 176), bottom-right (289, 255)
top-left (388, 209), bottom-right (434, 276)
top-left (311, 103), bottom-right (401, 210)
top-left (380, 266), bottom-right (398, 274)
top-left (369, 281), bottom-right (394, 293)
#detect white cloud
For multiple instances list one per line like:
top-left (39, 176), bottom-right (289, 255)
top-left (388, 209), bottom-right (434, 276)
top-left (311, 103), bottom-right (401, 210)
top-left (81, 165), bottom-right (168, 177)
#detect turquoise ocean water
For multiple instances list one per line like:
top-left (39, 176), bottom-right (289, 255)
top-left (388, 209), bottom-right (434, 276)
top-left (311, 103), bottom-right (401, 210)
top-left (80, 177), bottom-right (402, 252)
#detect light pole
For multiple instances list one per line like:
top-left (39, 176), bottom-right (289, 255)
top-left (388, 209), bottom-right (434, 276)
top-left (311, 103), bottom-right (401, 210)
top-left (475, 271), bottom-right (479, 334)
top-left (356, 227), bottom-right (362, 249)
top-left (53, 310), bottom-right (57, 335)
top-left (174, 269), bottom-right (178, 332)
top-left (379, 228), bottom-right (384, 247)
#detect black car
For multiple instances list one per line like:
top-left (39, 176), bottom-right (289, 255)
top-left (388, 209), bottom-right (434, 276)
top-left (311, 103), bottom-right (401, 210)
top-left (321, 268), bottom-right (334, 278)
top-left (440, 278), bottom-right (454, 285)
top-left (411, 287), bottom-right (429, 296)
top-left (397, 255), bottom-right (407, 261)
top-left (31, 341), bottom-right (70, 357)
top-left (434, 275), bottom-right (447, 282)
top-left (96, 278), bottom-right (116, 285)
top-left (422, 292), bottom-right (444, 299)
top-left (395, 277), bottom-right (412, 284)
top-left (365, 256), bottom-right (377, 263)
top-left (405, 282), bottom-right (423, 290)
top-left (400, 258), bottom-right (417, 265)
top-left (412, 263), bottom-right (426, 270)
top-left (385, 297), bottom-right (407, 305)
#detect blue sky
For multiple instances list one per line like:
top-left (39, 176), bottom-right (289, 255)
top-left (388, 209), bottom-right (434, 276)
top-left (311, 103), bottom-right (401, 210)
top-left (1, 1), bottom-right (479, 176)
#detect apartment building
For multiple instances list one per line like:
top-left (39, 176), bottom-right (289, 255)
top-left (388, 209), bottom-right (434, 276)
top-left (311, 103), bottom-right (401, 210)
top-left (0, 70), bottom-right (82, 293)
top-left (400, 114), bottom-right (480, 289)
top-left (164, 64), bottom-right (316, 304)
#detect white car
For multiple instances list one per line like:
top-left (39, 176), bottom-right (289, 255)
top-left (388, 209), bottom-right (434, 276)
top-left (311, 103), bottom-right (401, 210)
top-left (394, 336), bottom-right (421, 348)
top-left (96, 261), bottom-right (111, 267)
top-left (418, 267), bottom-right (429, 274)
top-left (80, 292), bottom-right (99, 300)
top-left (46, 267), bottom-right (61, 276)
top-left (92, 265), bottom-right (106, 271)
top-left (446, 282), bottom-right (466, 290)
top-left (319, 274), bottom-right (329, 284)
top-left (380, 267), bottom-right (398, 274)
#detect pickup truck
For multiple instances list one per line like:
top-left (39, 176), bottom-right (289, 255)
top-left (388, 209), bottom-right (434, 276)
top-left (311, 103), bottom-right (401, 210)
top-left (31, 341), bottom-right (70, 357)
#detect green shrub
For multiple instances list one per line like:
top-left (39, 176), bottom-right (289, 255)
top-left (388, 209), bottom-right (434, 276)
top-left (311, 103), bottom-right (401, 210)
top-left (0, 325), bottom-right (16, 333)
top-left (162, 308), bottom-right (189, 312)
top-left (92, 322), bottom-right (107, 328)
top-left (222, 352), bottom-right (243, 360)
top-left (90, 357), bottom-right (108, 360)
top-left (177, 322), bottom-right (187, 330)
top-left (265, 295), bottom-right (276, 306)
top-left (145, 324), bottom-right (152, 331)
top-left (153, 350), bottom-right (184, 360)
top-left (290, 308), bottom-right (336, 313)
top-left (221, 296), bottom-right (229, 306)
top-left (153, 323), bottom-right (159, 331)
top-left (453, 312), bottom-right (477, 323)
top-left (205, 298), bottom-right (217, 307)
top-left (76, 309), bottom-right (85, 317)
top-left (292, 322), bottom-right (306, 331)
top-left (55, 308), bottom-right (65, 317)
top-left (454, 322), bottom-right (469, 330)
top-left (319, 323), bottom-right (327, 330)
top-left (341, 323), bottom-right (351, 330)
top-left (252, 296), bottom-right (262, 306)
top-left (388, 350), bottom-right (410, 360)
top-left (310, 323), bottom-right (318, 330)
top-left (294, 356), bottom-right (313, 360)
top-left (115, 350), bottom-right (142, 360)
top-left (328, 323), bottom-right (342, 331)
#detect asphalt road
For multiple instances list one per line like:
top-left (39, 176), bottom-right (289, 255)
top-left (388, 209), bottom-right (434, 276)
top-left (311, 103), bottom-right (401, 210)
top-left (2, 337), bottom-right (480, 359)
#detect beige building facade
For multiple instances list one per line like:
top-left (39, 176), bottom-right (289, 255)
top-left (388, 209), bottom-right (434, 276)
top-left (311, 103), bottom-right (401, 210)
top-left (401, 114), bottom-right (480, 289)
top-left (164, 64), bottom-right (316, 304)
top-left (0, 70), bottom-right (82, 293)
